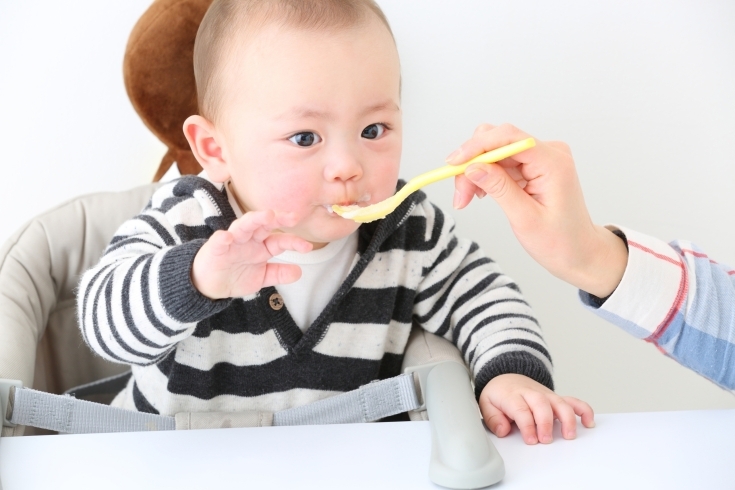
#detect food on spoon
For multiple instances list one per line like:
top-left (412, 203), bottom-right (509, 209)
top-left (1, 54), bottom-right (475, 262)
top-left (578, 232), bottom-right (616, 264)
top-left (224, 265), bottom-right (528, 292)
top-left (331, 204), bottom-right (363, 219)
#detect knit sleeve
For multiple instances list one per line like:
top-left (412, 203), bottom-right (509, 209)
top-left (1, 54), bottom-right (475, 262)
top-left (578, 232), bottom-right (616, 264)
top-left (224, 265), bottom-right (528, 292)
top-left (412, 201), bottom-right (553, 397)
top-left (76, 177), bottom-right (233, 366)
top-left (580, 225), bottom-right (735, 391)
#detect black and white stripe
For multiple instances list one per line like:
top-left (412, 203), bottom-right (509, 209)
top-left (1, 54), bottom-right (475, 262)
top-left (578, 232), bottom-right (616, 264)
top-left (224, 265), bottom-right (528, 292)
top-left (78, 176), bottom-right (553, 415)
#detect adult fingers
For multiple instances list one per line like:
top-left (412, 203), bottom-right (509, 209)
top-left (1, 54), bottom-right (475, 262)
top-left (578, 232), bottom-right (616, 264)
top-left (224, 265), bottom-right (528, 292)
top-left (550, 396), bottom-right (578, 440)
top-left (563, 396), bottom-right (596, 429)
top-left (263, 233), bottom-right (313, 257)
top-left (449, 124), bottom-right (567, 189)
top-left (522, 391), bottom-right (554, 444)
top-left (446, 123), bottom-right (533, 166)
top-left (464, 161), bottom-right (540, 225)
top-left (473, 123), bottom-right (496, 136)
top-left (453, 174), bottom-right (480, 209)
top-left (546, 140), bottom-right (572, 156)
top-left (261, 263), bottom-right (302, 287)
top-left (452, 155), bottom-right (525, 209)
top-left (505, 165), bottom-right (527, 188)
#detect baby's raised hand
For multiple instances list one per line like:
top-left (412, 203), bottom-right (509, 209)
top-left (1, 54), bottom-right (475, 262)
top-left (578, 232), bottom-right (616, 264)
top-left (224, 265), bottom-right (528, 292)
top-left (191, 210), bottom-right (313, 299)
top-left (479, 373), bottom-right (595, 445)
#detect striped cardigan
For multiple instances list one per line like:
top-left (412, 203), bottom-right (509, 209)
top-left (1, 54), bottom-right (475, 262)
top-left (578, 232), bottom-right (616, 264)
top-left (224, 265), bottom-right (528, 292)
top-left (580, 225), bottom-right (735, 391)
top-left (78, 176), bottom-right (553, 416)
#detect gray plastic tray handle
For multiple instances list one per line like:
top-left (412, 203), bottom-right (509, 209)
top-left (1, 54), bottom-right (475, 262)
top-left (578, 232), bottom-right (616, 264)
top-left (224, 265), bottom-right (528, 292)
top-left (425, 362), bottom-right (505, 489)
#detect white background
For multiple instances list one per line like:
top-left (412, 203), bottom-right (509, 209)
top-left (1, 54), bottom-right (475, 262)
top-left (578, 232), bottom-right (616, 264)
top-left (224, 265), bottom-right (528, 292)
top-left (1, 0), bottom-right (734, 413)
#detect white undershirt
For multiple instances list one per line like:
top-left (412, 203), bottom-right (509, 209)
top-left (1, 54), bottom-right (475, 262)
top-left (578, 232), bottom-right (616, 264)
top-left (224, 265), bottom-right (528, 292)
top-left (270, 234), bottom-right (359, 332)
top-left (220, 178), bottom-right (359, 332)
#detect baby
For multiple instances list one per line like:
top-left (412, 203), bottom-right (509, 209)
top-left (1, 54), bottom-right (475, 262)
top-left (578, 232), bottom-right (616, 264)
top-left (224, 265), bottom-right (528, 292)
top-left (78, 0), bottom-right (593, 445)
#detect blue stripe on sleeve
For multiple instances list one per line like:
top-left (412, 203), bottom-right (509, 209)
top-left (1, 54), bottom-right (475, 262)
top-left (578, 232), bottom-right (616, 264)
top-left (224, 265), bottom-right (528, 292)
top-left (657, 311), bottom-right (735, 390)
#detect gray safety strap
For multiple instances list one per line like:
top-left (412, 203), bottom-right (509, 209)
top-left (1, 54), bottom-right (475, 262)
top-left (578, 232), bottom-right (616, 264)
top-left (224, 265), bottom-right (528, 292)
top-left (273, 373), bottom-right (420, 426)
top-left (9, 387), bottom-right (175, 434)
top-left (6, 374), bottom-right (421, 434)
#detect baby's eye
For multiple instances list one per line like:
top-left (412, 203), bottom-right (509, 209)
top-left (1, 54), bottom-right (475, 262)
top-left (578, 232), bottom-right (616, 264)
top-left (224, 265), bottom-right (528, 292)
top-left (288, 132), bottom-right (322, 147)
top-left (361, 123), bottom-right (386, 140)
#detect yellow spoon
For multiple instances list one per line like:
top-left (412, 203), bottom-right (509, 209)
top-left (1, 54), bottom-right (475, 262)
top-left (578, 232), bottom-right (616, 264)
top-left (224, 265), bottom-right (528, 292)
top-left (332, 137), bottom-right (536, 223)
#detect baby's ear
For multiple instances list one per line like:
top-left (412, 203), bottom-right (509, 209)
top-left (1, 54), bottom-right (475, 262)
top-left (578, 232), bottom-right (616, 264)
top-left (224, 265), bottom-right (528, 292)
top-left (183, 115), bottom-right (230, 182)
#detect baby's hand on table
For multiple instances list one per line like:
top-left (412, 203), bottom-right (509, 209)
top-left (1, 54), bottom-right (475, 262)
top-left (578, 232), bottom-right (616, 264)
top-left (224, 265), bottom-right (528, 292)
top-left (479, 373), bottom-right (595, 445)
top-left (192, 210), bottom-right (312, 299)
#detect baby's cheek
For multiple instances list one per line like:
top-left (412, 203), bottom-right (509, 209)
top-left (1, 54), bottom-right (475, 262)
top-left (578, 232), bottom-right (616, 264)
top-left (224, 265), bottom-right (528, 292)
top-left (261, 178), bottom-right (313, 215)
top-left (371, 171), bottom-right (401, 202)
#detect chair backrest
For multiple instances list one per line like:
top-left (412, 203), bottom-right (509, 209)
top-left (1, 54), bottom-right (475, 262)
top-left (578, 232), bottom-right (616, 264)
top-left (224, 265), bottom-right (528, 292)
top-left (0, 184), bottom-right (160, 435)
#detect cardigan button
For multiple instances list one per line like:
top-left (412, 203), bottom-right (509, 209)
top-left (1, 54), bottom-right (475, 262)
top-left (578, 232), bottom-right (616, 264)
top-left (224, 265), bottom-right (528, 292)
top-left (268, 293), bottom-right (284, 311)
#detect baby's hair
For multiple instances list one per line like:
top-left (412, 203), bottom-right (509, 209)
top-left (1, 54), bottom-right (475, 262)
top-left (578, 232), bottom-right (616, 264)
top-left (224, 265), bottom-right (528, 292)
top-left (193, 0), bottom-right (394, 123)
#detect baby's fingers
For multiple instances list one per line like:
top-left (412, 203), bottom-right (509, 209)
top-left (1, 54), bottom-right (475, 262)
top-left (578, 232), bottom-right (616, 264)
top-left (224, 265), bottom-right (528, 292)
top-left (522, 392), bottom-right (555, 444)
top-left (228, 210), bottom-right (276, 243)
top-left (481, 402), bottom-right (511, 438)
top-left (252, 212), bottom-right (301, 242)
top-left (229, 210), bottom-right (299, 243)
top-left (549, 396), bottom-right (579, 440)
top-left (563, 396), bottom-right (596, 429)
top-left (261, 263), bottom-right (302, 288)
top-left (206, 230), bottom-right (235, 256)
top-left (504, 397), bottom-right (538, 445)
top-left (263, 233), bottom-right (313, 257)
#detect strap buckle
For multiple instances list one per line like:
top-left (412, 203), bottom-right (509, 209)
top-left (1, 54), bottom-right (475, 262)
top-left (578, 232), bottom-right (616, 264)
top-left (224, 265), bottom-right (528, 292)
top-left (0, 379), bottom-right (23, 428)
top-left (403, 360), bottom-right (468, 412)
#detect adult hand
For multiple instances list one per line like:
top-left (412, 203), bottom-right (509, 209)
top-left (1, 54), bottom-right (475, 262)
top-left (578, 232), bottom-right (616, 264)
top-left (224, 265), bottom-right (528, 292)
top-left (447, 123), bottom-right (628, 298)
top-left (192, 210), bottom-right (313, 299)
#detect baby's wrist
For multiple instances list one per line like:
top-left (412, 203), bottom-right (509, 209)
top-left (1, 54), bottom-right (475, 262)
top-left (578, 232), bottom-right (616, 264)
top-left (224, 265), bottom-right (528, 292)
top-left (190, 252), bottom-right (221, 300)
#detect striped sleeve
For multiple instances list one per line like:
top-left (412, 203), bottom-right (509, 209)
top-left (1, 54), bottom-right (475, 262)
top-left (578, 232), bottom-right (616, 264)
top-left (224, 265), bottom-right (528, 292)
top-left (580, 225), bottom-right (735, 391)
top-left (412, 201), bottom-right (553, 396)
top-left (77, 177), bottom-right (232, 366)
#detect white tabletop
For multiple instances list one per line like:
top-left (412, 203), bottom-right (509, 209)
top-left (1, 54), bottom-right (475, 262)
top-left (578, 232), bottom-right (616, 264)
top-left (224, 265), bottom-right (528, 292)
top-left (1, 409), bottom-right (734, 489)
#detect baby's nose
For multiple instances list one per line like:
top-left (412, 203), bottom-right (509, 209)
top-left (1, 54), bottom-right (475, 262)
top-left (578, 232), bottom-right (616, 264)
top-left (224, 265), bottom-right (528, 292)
top-left (323, 152), bottom-right (363, 182)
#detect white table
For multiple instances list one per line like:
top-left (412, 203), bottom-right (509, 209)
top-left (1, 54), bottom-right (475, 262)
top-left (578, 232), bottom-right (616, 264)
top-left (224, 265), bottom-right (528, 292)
top-left (1, 409), bottom-right (733, 489)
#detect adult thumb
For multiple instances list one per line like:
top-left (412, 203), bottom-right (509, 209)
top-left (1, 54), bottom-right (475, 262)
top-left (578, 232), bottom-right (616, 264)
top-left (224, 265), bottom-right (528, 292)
top-left (465, 164), bottom-right (531, 221)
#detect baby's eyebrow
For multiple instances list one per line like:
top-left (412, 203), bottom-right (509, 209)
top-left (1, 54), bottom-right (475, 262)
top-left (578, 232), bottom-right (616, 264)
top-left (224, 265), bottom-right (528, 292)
top-left (359, 100), bottom-right (400, 117)
top-left (275, 100), bottom-right (399, 121)
top-left (276, 107), bottom-right (331, 121)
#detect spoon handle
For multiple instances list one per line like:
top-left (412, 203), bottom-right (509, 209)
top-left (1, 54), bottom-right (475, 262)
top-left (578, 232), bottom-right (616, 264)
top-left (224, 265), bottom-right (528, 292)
top-left (399, 137), bottom-right (536, 198)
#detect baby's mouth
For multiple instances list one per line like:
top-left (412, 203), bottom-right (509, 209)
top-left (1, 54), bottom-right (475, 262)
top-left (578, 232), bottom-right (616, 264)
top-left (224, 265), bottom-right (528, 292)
top-left (324, 194), bottom-right (371, 215)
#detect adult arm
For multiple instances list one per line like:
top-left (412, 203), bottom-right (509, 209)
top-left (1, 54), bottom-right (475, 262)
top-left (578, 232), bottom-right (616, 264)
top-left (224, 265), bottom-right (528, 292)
top-left (448, 123), bottom-right (735, 390)
top-left (580, 226), bottom-right (735, 390)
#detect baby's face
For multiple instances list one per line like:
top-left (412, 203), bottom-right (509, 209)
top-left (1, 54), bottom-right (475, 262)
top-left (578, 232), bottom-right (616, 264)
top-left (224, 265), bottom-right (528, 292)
top-left (216, 17), bottom-right (402, 247)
